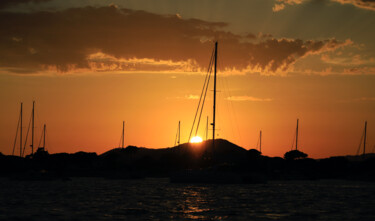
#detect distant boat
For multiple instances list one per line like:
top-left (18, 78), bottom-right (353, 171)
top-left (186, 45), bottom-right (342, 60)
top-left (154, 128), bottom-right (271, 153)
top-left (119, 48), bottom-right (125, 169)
top-left (291, 118), bottom-right (300, 151)
top-left (174, 121), bottom-right (181, 146)
top-left (247, 130), bottom-right (262, 157)
top-left (12, 101), bottom-right (36, 157)
top-left (356, 121), bottom-right (367, 156)
top-left (188, 42), bottom-right (218, 145)
top-left (120, 121), bottom-right (125, 148)
top-left (35, 124), bottom-right (48, 155)
top-left (256, 130), bottom-right (262, 153)
top-left (170, 42), bottom-right (266, 184)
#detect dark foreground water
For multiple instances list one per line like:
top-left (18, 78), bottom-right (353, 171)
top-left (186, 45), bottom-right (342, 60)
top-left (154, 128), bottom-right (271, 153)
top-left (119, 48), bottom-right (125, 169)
top-left (0, 178), bottom-right (374, 220)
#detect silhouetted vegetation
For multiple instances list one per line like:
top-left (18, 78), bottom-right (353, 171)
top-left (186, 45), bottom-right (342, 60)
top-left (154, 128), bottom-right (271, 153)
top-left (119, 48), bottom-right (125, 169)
top-left (284, 150), bottom-right (308, 160)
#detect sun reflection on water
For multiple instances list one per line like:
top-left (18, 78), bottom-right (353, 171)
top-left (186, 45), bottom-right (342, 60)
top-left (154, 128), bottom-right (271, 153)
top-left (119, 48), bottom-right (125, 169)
top-left (179, 187), bottom-right (215, 220)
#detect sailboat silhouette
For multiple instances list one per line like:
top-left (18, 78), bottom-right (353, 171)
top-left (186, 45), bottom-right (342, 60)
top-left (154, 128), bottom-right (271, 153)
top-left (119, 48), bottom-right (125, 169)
top-left (170, 42), bottom-right (266, 184)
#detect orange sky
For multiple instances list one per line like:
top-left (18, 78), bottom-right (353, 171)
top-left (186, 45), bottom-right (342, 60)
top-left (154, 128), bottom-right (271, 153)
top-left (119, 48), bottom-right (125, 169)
top-left (0, 0), bottom-right (374, 158)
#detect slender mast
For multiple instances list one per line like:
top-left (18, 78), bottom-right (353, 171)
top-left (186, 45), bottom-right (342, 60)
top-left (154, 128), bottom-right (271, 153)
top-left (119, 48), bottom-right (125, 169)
top-left (20, 102), bottom-right (23, 157)
top-left (363, 121), bottom-right (367, 156)
top-left (178, 121), bottom-right (180, 145)
top-left (212, 42), bottom-right (217, 148)
top-left (31, 101), bottom-right (35, 155)
top-left (296, 119), bottom-right (299, 150)
top-left (122, 121), bottom-right (125, 148)
top-left (260, 130), bottom-right (262, 153)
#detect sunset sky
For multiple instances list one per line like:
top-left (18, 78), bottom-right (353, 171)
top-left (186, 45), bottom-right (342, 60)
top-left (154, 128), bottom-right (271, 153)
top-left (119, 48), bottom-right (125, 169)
top-left (0, 0), bottom-right (374, 158)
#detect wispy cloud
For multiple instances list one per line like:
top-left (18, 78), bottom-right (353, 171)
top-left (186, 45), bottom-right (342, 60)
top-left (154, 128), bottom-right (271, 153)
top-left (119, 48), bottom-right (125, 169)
top-left (170, 94), bottom-right (200, 100)
top-left (273, 0), bottom-right (375, 12)
top-left (332, 0), bottom-right (375, 11)
top-left (86, 52), bottom-right (201, 73)
top-left (273, 0), bottom-right (303, 12)
top-left (226, 96), bottom-right (273, 102)
top-left (185, 94), bottom-right (200, 100)
top-left (343, 67), bottom-right (375, 75)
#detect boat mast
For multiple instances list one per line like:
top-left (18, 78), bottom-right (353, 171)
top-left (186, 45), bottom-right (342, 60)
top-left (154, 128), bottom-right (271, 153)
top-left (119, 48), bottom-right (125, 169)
top-left (296, 119), bottom-right (299, 150)
top-left (212, 42), bottom-right (217, 148)
top-left (260, 130), bottom-right (262, 153)
top-left (178, 121), bottom-right (181, 145)
top-left (20, 102), bottom-right (23, 157)
top-left (31, 101), bottom-right (35, 155)
top-left (363, 121), bottom-right (367, 156)
top-left (122, 121), bottom-right (125, 149)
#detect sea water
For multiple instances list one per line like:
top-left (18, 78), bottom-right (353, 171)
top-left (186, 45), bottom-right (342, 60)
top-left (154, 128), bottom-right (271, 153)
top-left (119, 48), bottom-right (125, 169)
top-left (0, 177), bottom-right (374, 220)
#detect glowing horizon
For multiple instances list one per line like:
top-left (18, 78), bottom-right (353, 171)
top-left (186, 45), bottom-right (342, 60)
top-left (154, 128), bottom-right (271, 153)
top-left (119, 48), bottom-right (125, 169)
top-left (190, 136), bottom-right (203, 144)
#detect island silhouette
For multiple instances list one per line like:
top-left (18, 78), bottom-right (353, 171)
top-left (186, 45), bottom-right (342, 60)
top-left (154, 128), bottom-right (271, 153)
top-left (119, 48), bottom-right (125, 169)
top-left (1, 138), bottom-right (374, 183)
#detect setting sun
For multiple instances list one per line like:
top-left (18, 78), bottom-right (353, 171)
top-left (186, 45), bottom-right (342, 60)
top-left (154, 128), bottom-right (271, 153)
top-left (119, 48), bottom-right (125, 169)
top-left (190, 136), bottom-right (203, 143)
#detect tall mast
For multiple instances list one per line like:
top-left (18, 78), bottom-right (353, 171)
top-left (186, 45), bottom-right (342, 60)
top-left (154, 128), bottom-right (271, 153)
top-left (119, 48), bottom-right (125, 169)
top-left (20, 102), bottom-right (23, 157)
top-left (122, 121), bottom-right (125, 149)
top-left (212, 42), bottom-right (218, 148)
top-left (363, 121), bottom-right (367, 156)
top-left (296, 119), bottom-right (299, 150)
top-left (31, 101), bottom-right (35, 155)
top-left (178, 121), bottom-right (180, 145)
top-left (260, 130), bottom-right (262, 153)
top-left (43, 124), bottom-right (46, 149)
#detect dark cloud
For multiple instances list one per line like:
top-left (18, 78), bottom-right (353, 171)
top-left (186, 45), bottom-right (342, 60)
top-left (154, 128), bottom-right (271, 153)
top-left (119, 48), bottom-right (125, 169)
top-left (0, 0), bottom-right (51, 9)
top-left (0, 6), bottom-right (350, 74)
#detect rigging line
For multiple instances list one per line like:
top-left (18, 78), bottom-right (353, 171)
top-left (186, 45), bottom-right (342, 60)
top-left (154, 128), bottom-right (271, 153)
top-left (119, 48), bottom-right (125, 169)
top-left (218, 66), bottom-right (234, 142)
top-left (221, 74), bottom-right (237, 143)
top-left (220, 53), bottom-right (242, 144)
top-left (12, 112), bottom-right (21, 156)
top-left (118, 133), bottom-right (122, 148)
top-left (37, 126), bottom-right (44, 148)
top-left (22, 111), bottom-right (33, 157)
top-left (188, 49), bottom-right (215, 141)
top-left (195, 61), bottom-right (213, 136)
top-left (189, 48), bottom-right (214, 140)
top-left (356, 129), bottom-right (364, 155)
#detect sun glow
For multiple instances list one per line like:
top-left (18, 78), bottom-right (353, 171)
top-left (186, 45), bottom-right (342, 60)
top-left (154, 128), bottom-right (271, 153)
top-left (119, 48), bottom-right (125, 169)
top-left (190, 136), bottom-right (203, 143)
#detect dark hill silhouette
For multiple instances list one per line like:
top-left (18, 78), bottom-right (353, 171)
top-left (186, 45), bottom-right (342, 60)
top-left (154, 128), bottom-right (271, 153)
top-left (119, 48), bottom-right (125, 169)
top-left (344, 153), bottom-right (375, 161)
top-left (99, 139), bottom-right (248, 175)
top-left (101, 139), bottom-right (246, 156)
top-left (100, 139), bottom-right (247, 165)
top-left (1, 139), bottom-right (375, 182)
